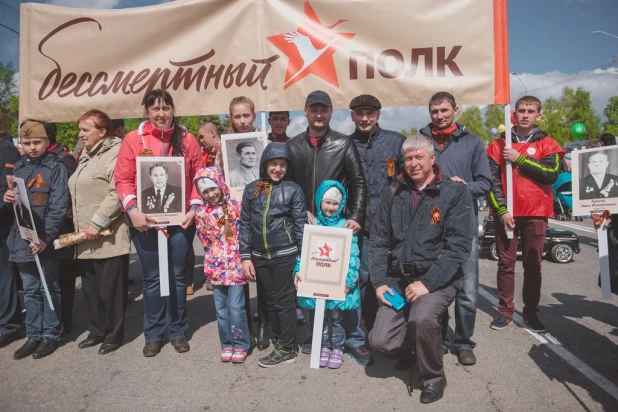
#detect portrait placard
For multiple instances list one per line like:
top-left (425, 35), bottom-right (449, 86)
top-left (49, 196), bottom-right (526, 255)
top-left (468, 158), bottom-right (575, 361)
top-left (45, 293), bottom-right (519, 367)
top-left (297, 225), bottom-right (353, 302)
top-left (571, 146), bottom-right (618, 216)
top-left (10, 177), bottom-right (39, 243)
top-left (221, 132), bottom-right (268, 200)
top-left (136, 157), bottom-right (186, 226)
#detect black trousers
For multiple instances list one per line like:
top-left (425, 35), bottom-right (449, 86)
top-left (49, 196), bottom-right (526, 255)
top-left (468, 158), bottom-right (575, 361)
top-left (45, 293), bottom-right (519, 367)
top-left (0, 245), bottom-right (21, 336)
top-left (253, 254), bottom-right (298, 351)
top-left (59, 259), bottom-right (78, 326)
top-left (79, 255), bottom-right (129, 345)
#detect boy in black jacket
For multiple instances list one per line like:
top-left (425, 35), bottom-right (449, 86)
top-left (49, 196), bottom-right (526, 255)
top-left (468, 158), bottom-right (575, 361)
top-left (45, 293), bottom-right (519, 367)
top-left (239, 143), bottom-right (307, 367)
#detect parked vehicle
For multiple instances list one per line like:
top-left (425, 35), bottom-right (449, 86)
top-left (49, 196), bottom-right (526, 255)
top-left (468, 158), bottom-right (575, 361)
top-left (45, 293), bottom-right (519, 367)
top-left (478, 217), bottom-right (580, 264)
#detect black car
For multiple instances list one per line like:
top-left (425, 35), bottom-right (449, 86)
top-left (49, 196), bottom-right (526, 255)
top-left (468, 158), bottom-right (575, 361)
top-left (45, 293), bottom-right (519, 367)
top-left (478, 217), bottom-right (581, 264)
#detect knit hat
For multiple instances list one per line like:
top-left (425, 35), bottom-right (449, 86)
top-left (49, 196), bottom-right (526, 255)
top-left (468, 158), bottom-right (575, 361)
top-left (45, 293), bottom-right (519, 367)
top-left (19, 120), bottom-right (48, 140)
top-left (322, 187), bottom-right (342, 204)
top-left (196, 177), bottom-right (218, 193)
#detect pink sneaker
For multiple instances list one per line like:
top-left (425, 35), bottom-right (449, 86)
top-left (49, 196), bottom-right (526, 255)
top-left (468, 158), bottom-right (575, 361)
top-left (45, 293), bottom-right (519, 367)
top-left (232, 349), bottom-right (247, 364)
top-left (320, 348), bottom-right (331, 368)
top-left (328, 349), bottom-right (344, 369)
top-left (220, 347), bottom-right (233, 362)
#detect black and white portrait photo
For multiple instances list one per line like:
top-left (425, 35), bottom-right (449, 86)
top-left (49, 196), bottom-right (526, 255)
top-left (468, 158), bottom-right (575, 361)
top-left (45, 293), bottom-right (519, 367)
top-left (221, 132), bottom-right (267, 199)
top-left (11, 177), bottom-right (38, 242)
top-left (136, 157), bottom-right (186, 226)
top-left (572, 146), bottom-right (618, 216)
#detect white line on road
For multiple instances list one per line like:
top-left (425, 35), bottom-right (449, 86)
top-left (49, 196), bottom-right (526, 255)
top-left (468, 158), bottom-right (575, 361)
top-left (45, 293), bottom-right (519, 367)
top-left (549, 219), bottom-right (597, 234)
top-left (478, 288), bottom-right (618, 401)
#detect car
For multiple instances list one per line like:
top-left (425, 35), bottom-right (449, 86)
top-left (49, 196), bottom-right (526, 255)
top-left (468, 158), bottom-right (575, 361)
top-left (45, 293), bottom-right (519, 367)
top-left (478, 216), bottom-right (581, 264)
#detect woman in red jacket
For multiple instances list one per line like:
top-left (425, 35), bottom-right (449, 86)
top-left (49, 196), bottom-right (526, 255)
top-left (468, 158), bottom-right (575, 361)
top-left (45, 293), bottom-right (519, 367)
top-left (115, 89), bottom-right (203, 357)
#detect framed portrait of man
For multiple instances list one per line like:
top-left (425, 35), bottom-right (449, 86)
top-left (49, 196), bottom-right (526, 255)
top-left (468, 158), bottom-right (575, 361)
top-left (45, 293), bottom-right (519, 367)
top-left (572, 146), bottom-right (618, 216)
top-left (221, 132), bottom-right (268, 200)
top-left (136, 157), bottom-right (186, 226)
top-left (9, 177), bottom-right (39, 243)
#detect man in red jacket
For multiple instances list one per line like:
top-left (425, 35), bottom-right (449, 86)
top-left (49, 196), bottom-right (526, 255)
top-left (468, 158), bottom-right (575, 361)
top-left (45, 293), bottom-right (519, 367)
top-left (486, 96), bottom-right (564, 333)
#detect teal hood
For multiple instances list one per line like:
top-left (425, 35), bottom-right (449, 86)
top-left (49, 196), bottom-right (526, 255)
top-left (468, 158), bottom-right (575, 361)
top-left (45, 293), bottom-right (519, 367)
top-left (315, 180), bottom-right (347, 226)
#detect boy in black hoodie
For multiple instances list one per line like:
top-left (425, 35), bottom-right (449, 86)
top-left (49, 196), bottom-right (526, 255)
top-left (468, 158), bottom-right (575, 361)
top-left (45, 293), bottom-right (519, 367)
top-left (239, 143), bottom-right (307, 367)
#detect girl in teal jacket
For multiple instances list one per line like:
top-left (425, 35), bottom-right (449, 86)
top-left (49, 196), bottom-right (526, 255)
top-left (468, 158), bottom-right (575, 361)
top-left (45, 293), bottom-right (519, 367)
top-left (294, 180), bottom-right (360, 368)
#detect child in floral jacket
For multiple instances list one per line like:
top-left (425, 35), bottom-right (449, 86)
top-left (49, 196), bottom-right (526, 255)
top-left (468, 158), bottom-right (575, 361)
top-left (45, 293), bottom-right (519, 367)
top-left (193, 167), bottom-right (249, 363)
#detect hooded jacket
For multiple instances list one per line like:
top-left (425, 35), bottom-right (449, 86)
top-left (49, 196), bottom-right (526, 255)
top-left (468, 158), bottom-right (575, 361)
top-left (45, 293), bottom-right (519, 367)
top-left (194, 167), bottom-right (245, 286)
top-left (114, 120), bottom-right (204, 212)
top-left (487, 126), bottom-right (564, 218)
top-left (369, 165), bottom-right (473, 293)
top-left (8, 151), bottom-right (69, 263)
top-left (295, 180), bottom-right (360, 311)
top-left (350, 125), bottom-right (404, 234)
top-left (239, 143), bottom-right (307, 261)
top-left (286, 127), bottom-right (367, 227)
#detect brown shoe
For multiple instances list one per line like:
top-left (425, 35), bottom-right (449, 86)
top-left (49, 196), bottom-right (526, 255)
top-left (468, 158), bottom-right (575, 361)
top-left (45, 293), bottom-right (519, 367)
top-left (186, 285), bottom-right (194, 295)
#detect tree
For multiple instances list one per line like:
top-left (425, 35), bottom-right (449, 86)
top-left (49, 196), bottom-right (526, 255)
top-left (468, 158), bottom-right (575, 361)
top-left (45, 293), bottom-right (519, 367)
top-left (457, 106), bottom-right (488, 142)
top-left (401, 127), bottom-right (419, 136)
top-left (56, 121), bottom-right (79, 149)
top-left (0, 62), bottom-right (18, 134)
top-left (484, 104), bottom-right (504, 132)
top-left (538, 97), bottom-right (570, 146)
top-left (560, 86), bottom-right (601, 141)
top-left (603, 96), bottom-right (618, 136)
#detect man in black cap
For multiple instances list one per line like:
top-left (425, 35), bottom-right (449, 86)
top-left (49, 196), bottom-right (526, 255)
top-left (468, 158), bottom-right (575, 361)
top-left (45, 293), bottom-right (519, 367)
top-left (286, 90), bottom-right (367, 357)
top-left (346, 94), bottom-right (405, 365)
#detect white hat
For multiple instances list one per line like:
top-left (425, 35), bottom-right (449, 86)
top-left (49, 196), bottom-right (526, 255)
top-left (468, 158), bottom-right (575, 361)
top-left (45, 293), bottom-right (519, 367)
top-left (323, 187), bottom-right (343, 204)
top-left (197, 178), bottom-right (218, 193)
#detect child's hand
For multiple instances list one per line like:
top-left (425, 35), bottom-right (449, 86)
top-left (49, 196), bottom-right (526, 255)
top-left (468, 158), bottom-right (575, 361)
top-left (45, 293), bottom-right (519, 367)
top-left (180, 211), bottom-right (196, 229)
top-left (344, 219), bottom-right (361, 234)
top-left (242, 260), bottom-right (256, 281)
top-left (29, 239), bottom-right (47, 255)
top-left (294, 272), bottom-right (302, 290)
top-left (3, 189), bottom-right (15, 204)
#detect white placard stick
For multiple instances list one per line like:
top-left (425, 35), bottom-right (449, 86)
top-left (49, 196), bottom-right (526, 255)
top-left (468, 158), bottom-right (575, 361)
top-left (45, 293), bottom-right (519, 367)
top-left (158, 230), bottom-right (170, 297)
top-left (34, 254), bottom-right (54, 310)
top-left (598, 222), bottom-right (612, 299)
top-left (309, 298), bottom-right (326, 369)
top-left (504, 104), bottom-right (514, 239)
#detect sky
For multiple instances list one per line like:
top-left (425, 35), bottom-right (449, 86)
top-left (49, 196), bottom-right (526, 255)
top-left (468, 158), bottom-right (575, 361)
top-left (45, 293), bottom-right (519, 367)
top-left (1, 0), bottom-right (617, 135)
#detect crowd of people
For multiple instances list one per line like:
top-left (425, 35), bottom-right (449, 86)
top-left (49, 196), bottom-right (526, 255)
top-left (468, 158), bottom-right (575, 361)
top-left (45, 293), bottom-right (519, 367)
top-left (0, 88), bottom-right (572, 404)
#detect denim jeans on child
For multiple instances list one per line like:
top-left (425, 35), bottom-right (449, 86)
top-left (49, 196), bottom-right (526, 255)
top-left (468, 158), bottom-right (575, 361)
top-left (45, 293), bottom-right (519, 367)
top-left (19, 259), bottom-right (61, 341)
top-left (213, 285), bottom-right (251, 351)
top-left (323, 309), bottom-right (345, 351)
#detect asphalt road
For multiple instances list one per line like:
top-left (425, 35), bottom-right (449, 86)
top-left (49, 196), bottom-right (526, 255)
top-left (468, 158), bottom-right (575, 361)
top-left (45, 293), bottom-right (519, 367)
top-left (1, 211), bottom-right (617, 411)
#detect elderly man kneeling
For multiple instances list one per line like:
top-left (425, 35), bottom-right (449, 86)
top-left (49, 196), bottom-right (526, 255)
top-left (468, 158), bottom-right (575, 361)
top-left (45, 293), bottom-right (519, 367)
top-left (368, 134), bottom-right (474, 404)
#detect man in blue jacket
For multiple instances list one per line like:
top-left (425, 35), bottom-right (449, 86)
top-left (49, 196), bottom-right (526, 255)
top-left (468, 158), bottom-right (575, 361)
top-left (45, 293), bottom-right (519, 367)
top-left (347, 94), bottom-right (404, 366)
top-left (420, 92), bottom-right (492, 366)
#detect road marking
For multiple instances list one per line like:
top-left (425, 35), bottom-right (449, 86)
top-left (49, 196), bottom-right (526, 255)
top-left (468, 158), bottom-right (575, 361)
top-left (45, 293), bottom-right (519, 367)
top-left (478, 288), bottom-right (618, 401)
top-left (549, 219), bottom-right (597, 234)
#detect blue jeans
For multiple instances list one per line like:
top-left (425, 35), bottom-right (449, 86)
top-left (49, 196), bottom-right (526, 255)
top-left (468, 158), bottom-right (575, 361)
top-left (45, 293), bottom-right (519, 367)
top-left (213, 285), bottom-right (251, 351)
top-left (19, 260), bottom-right (61, 341)
top-left (131, 226), bottom-right (194, 343)
top-left (344, 234), bottom-right (369, 348)
top-left (323, 309), bottom-right (345, 351)
top-left (443, 235), bottom-right (479, 351)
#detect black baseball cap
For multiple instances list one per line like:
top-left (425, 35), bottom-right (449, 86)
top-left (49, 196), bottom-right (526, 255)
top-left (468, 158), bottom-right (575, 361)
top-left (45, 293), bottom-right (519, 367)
top-left (349, 94), bottom-right (381, 110)
top-left (305, 90), bottom-right (332, 107)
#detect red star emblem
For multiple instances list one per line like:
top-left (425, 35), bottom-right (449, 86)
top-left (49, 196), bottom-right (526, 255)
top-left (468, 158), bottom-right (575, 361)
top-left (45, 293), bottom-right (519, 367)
top-left (318, 242), bottom-right (333, 257)
top-left (266, 0), bottom-right (355, 90)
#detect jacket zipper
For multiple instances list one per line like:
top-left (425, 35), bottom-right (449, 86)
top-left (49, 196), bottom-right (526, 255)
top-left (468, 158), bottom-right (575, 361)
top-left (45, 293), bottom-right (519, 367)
top-left (312, 145), bottom-right (318, 215)
top-left (283, 220), bottom-right (292, 243)
top-left (262, 183), bottom-right (272, 259)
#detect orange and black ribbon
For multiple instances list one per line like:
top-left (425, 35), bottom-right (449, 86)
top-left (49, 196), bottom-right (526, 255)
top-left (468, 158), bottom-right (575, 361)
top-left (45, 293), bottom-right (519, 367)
top-left (591, 210), bottom-right (611, 228)
top-left (153, 227), bottom-right (170, 238)
top-left (430, 206), bottom-right (441, 226)
top-left (27, 173), bottom-right (45, 189)
top-left (253, 180), bottom-right (271, 197)
top-left (386, 158), bottom-right (396, 178)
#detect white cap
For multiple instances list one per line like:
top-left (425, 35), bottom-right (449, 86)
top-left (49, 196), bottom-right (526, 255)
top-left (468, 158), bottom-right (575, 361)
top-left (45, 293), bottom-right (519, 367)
top-left (197, 178), bottom-right (218, 193)
top-left (323, 187), bottom-right (342, 204)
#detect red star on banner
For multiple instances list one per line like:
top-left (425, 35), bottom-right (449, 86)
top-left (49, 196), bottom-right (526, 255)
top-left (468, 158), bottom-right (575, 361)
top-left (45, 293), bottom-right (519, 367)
top-left (266, 0), bottom-right (355, 90)
top-left (318, 243), bottom-right (333, 258)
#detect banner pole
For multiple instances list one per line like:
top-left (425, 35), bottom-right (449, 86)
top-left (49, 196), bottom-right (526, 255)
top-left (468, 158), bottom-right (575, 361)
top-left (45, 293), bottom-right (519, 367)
top-left (158, 230), bottom-right (170, 297)
top-left (261, 112), bottom-right (267, 135)
top-left (309, 298), bottom-right (326, 369)
top-left (505, 104), bottom-right (514, 239)
top-left (34, 254), bottom-right (55, 310)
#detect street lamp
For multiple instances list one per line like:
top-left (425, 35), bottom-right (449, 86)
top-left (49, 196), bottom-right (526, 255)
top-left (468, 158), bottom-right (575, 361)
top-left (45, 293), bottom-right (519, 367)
top-left (591, 31), bottom-right (618, 40)
top-left (511, 72), bottom-right (527, 95)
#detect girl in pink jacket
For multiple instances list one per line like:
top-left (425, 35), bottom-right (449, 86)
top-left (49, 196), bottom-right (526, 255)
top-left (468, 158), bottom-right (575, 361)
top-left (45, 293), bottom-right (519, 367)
top-left (194, 167), bottom-right (250, 363)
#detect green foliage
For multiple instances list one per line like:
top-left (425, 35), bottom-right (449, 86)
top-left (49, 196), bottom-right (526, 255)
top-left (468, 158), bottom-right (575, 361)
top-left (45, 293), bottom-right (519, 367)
top-left (603, 96), bottom-right (618, 136)
top-left (4, 94), bottom-right (19, 136)
top-left (55, 122), bottom-right (79, 149)
top-left (0, 61), bottom-right (16, 108)
top-left (538, 97), bottom-right (569, 146)
top-left (484, 105), bottom-right (504, 131)
top-left (401, 127), bottom-right (419, 136)
top-left (457, 106), bottom-right (489, 142)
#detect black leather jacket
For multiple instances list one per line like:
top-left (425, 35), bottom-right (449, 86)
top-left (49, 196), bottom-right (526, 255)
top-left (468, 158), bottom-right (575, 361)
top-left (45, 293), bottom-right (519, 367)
top-left (286, 127), bottom-right (367, 227)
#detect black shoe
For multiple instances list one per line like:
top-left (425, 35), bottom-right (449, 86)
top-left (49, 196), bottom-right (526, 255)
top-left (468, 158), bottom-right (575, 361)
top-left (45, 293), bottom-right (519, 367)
top-left (32, 338), bottom-right (59, 359)
top-left (257, 324), bottom-right (270, 351)
top-left (171, 338), bottom-right (190, 353)
top-left (258, 344), bottom-right (297, 368)
top-left (490, 314), bottom-right (512, 330)
top-left (301, 342), bottom-right (312, 355)
top-left (143, 341), bottom-right (163, 357)
top-left (524, 314), bottom-right (546, 333)
top-left (78, 335), bottom-right (105, 349)
top-left (347, 345), bottom-right (373, 366)
top-left (98, 343), bottom-right (121, 355)
top-left (0, 334), bottom-right (17, 348)
top-left (457, 349), bottom-right (476, 366)
top-left (419, 379), bottom-right (447, 404)
top-left (13, 338), bottom-right (41, 360)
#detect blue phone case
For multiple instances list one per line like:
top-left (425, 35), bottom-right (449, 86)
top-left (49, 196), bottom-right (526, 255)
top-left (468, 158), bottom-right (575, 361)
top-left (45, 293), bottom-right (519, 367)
top-left (384, 289), bottom-right (406, 311)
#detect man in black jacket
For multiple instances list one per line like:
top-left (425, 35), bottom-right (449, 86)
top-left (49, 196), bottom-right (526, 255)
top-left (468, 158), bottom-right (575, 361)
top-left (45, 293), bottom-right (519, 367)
top-left (368, 134), bottom-right (473, 404)
top-left (286, 90), bottom-right (367, 355)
